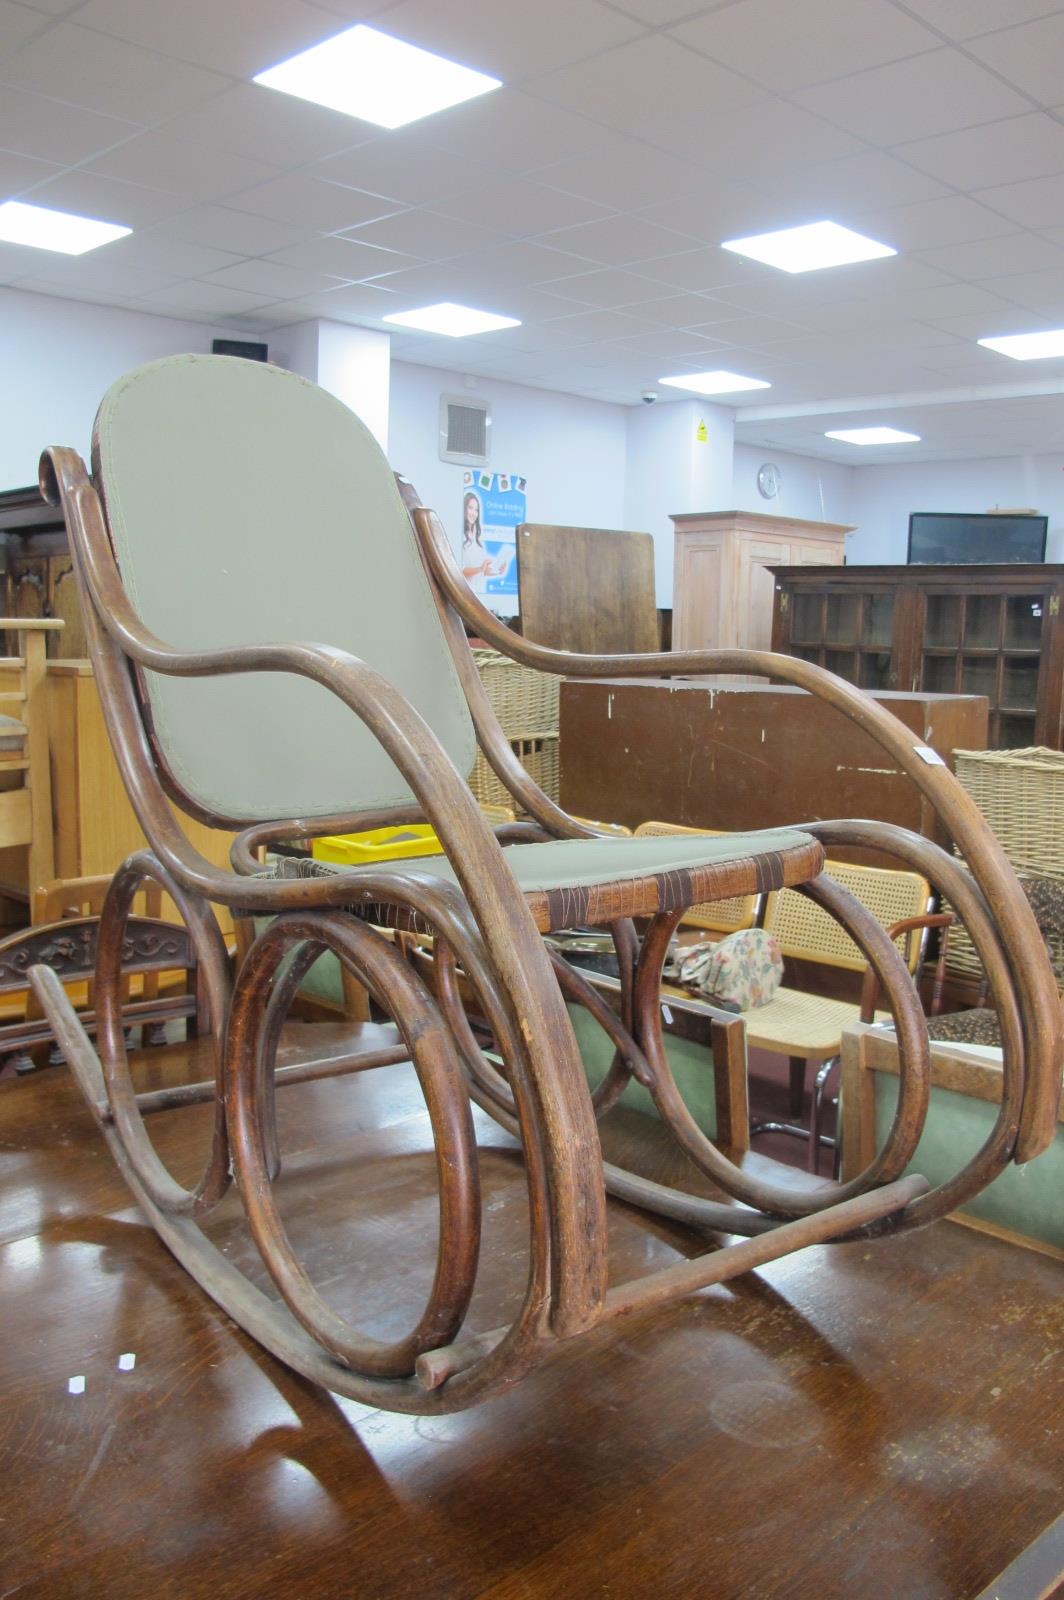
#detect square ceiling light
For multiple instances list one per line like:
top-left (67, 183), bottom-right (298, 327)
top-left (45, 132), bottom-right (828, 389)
top-left (383, 302), bottom-right (520, 336)
top-left (254, 24), bottom-right (501, 129)
top-left (659, 370), bottom-right (770, 395)
top-left (722, 221), bottom-right (896, 274)
top-left (0, 199), bottom-right (130, 255)
top-left (978, 330), bottom-right (1064, 360)
top-left (825, 427), bottom-right (920, 445)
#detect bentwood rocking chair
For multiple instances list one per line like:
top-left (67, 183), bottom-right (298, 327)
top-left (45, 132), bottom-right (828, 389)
top-left (34, 354), bottom-right (1063, 1417)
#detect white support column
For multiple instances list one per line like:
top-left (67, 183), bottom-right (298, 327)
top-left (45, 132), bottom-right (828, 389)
top-left (276, 319), bottom-right (391, 450)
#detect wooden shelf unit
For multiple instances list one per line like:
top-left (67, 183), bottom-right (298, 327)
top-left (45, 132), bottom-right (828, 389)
top-left (770, 563), bottom-right (1064, 751)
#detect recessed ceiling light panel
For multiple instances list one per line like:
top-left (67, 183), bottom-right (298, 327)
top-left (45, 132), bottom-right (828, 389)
top-left (658, 370), bottom-right (771, 395)
top-left (383, 302), bottom-right (520, 337)
top-left (825, 427), bottom-right (920, 445)
top-left (978, 330), bottom-right (1064, 361)
top-left (0, 199), bottom-right (130, 255)
top-left (253, 24), bottom-right (502, 129)
top-left (722, 220), bottom-right (896, 274)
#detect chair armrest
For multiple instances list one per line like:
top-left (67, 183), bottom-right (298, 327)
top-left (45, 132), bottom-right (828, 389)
top-left (859, 912), bottom-right (955, 1023)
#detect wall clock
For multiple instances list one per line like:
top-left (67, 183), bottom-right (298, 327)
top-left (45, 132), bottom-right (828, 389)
top-left (757, 462), bottom-right (782, 500)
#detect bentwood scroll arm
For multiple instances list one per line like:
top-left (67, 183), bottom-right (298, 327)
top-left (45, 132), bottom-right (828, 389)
top-left (410, 496), bottom-right (1063, 1161)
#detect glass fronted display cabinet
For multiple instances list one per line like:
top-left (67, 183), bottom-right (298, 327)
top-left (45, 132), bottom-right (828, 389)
top-left (770, 564), bottom-right (1064, 751)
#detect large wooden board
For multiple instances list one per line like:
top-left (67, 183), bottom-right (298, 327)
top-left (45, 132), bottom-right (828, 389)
top-left (517, 522), bottom-right (659, 654)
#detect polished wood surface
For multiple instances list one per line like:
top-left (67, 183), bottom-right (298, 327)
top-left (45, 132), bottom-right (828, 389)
top-left (671, 510), bottom-right (850, 655)
top-left (516, 522), bottom-right (659, 654)
top-left (560, 679), bottom-right (988, 854)
top-left (2, 1046), bottom-right (1062, 1600)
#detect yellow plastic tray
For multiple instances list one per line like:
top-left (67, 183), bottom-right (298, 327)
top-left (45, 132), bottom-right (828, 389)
top-left (311, 806), bottom-right (514, 867)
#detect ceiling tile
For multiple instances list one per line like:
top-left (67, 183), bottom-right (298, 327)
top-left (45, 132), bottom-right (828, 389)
top-left (91, 230), bottom-right (243, 276)
top-left (981, 268), bottom-right (1064, 315)
top-left (434, 177), bottom-right (613, 237)
top-left (709, 98), bottom-right (864, 183)
top-left (311, 135), bottom-right (497, 208)
top-left (967, 13), bottom-right (1064, 104)
top-left (611, 291), bottom-right (734, 327)
top-left (20, 167), bottom-right (187, 225)
top-left (687, 313), bottom-right (810, 345)
top-left (626, 245), bottom-right (750, 293)
top-left (672, 0), bottom-right (940, 93)
top-left (0, 146), bottom-right (62, 195)
top-left (770, 150), bottom-right (948, 215)
top-left (264, 233), bottom-right (413, 279)
top-left (369, 0), bottom-right (644, 79)
top-left (794, 48), bottom-right (1033, 146)
top-left (341, 207), bottom-right (509, 260)
top-left (203, 258), bottom-right (345, 298)
top-left (897, 113), bottom-right (1064, 188)
top-left (896, 0), bottom-right (1064, 41)
top-left (0, 83), bottom-right (138, 164)
top-left (426, 239), bottom-right (602, 290)
top-left (159, 204), bottom-right (308, 255)
top-left (541, 139), bottom-right (708, 210)
top-left (609, 327), bottom-right (731, 357)
top-left (429, 91), bottom-right (612, 176)
top-left (273, 280), bottom-right (404, 320)
top-left (11, 249), bottom-right (179, 294)
top-left (0, 21), bottom-right (231, 122)
top-left (161, 83), bottom-right (376, 168)
top-left (918, 230), bottom-right (1064, 280)
top-left (528, 34), bottom-right (762, 146)
top-left (536, 213), bottom-right (702, 265)
top-left (85, 132), bottom-right (279, 200)
top-left (926, 307), bottom-right (1055, 338)
top-left (972, 172), bottom-right (1064, 227)
top-left (610, 0), bottom-right (729, 20)
top-left (135, 278), bottom-right (277, 317)
top-left (72, 0), bottom-right (342, 77)
top-left (0, 1), bottom-right (49, 59)
top-left (631, 181), bottom-right (786, 244)
top-left (536, 306), bottom-right (669, 342)
top-left (850, 193), bottom-right (1017, 250)
top-left (534, 266), bottom-right (672, 308)
top-left (226, 174), bottom-right (402, 230)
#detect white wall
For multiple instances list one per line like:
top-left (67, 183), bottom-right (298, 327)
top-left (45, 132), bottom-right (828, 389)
top-left (732, 442), bottom-right (856, 529)
top-left (625, 400), bottom-right (735, 603)
top-left (848, 453), bottom-right (1064, 563)
top-left (387, 360), bottom-right (628, 554)
top-left (0, 286), bottom-right (247, 487)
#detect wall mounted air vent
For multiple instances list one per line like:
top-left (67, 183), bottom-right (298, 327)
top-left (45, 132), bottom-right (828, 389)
top-left (439, 394), bottom-right (491, 465)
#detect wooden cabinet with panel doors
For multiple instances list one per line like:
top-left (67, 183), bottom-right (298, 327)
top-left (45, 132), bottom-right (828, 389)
top-left (770, 563), bottom-right (1064, 751)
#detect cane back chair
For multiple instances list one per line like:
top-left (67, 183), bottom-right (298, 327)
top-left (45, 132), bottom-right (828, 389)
top-left (34, 354), bottom-right (1062, 1417)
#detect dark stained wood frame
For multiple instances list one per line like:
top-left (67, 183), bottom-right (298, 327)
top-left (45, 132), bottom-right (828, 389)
top-left (27, 429), bottom-right (1063, 1416)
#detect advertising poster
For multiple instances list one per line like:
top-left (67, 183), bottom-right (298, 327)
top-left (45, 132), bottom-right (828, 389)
top-left (461, 469), bottom-right (525, 613)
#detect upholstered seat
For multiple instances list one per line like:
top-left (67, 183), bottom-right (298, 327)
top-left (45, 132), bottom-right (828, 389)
top-left (275, 827), bottom-right (824, 934)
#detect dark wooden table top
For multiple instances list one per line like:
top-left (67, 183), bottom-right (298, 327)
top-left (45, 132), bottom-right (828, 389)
top-left (2, 1024), bottom-right (1062, 1600)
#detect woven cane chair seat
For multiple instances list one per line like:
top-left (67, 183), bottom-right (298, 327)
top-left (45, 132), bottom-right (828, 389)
top-left (274, 828), bottom-right (823, 935)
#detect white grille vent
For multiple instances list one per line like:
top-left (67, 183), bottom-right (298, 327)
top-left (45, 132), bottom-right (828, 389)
top-left (439, 394), bottom-right (491, 466)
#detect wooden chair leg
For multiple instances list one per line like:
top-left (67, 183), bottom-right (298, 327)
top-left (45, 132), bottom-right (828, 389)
top-left (788, 1055), bottom-right (807, 1116)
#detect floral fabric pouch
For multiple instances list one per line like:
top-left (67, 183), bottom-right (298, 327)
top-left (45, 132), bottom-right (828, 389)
top-left (677, 929), bottom-right (784, 1011)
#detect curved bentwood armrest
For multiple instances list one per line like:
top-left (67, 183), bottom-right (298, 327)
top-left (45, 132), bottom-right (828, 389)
top-left (408, 492), bottom-right (1063, 1162)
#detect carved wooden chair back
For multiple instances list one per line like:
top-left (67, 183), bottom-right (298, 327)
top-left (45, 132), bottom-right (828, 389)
top-left (0, 907), bottom-right (199, 1073)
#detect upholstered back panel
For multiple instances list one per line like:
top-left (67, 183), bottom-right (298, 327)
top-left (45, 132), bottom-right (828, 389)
top-left (93, 355), bottom-right (475, 822)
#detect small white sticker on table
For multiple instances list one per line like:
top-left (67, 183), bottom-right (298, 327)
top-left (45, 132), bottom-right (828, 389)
top-left (914, 745), bottom-right (946, 766)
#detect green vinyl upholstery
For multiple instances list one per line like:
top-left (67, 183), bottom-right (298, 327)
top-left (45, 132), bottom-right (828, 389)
top-left (93, 354), bottom-right (475, 823)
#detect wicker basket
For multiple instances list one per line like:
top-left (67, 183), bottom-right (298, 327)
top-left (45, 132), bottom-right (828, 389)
top-left (947, 747), bottom-right (1064, 984)
top-left (468, 648), bottom-right (562, 807)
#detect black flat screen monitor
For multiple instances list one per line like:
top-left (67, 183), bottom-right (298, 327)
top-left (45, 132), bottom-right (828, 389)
top-left (907, 512), bottom-right (1047, 565)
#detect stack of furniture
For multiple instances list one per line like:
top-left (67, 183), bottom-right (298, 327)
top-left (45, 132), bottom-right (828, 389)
top-left (770, 564), bottom-right (1064, 750)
